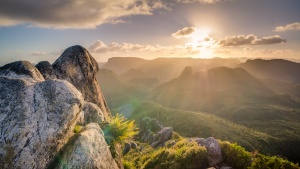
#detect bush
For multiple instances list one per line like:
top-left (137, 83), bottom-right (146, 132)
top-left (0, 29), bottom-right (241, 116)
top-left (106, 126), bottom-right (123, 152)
top-left (220, 141), bottom-right (252, 169)
top-left (103, 114), bottom-right (138, 146)
top-left (250, 154), bottom-right (299, 169)
top-left (124, 139), bottom-right (208, 169)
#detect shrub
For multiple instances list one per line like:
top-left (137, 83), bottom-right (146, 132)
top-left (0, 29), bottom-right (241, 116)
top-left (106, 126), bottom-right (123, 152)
top-left (140, 139), bottom-right (208, 169)
top-left (220, 141), bottom-right (252, 169)
top-left (73, 125), bottom-right (83, 133)
top-left (250, 154), bottom-right (299, 169)
top-left (103, 114), bottom-right (138, 146)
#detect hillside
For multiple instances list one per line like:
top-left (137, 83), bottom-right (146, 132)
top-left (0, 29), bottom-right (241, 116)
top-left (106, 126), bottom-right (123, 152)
top-left (96, 69), bottom-right (149, 108)
top-left (240, 59), bottom-right (300, 83)
top-left (98, 60), bottom-right (300, 164)
top-left (149, 66), bottom-right (291, 112)
top-left (115, 101), bottom-right (300, 164)
top-left (261, 78), bottom-right (300, 98)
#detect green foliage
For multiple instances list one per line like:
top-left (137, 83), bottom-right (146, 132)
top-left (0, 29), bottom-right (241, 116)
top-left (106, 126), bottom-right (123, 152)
top-left (220, 141), bottom-right (300, 169)
top-left (123, 160), bottom-right (135, 169)
top-left (123, 139), bottom-right (208, 169)
top-left (250, 154), bottom-right (300, 169)
top-left (73, 125), bottom-right (83, 133)
top-left (103, 114), bottom-right (138, 146)
top-left (220, 141), bottom-right (252, 169)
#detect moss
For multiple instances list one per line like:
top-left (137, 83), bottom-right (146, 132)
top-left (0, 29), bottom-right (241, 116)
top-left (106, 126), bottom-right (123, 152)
top-left (73, 125), bottom-right (83, 133)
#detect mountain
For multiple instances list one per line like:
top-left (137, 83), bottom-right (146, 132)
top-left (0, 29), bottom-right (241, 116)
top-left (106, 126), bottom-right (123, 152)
top-left (144, 66), bottom-right (300, 163)
top-left (260, 78), bottom-right (300, 98)
top-left (102, 57), bottom-right (148, 74)
top-left (240, 59), bottom-right (300, 83)
top-left (102, 57), bottom-right (241, 83)
top-left (149, 66), bottom-right (280, 112)
top-left (96, 69), bottom-right (149, 109)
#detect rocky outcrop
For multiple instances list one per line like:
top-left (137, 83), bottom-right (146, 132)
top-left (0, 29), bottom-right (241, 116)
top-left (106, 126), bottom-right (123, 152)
top-left (139, 117), bottom-right (173, 148)
top-left (52, 45), bottom-right (110, 119)
top-left (0, 61), bottom-right (45, 82)
top-left (195, 137), bottom-right (222, 167)
top-left (150, 127), bottom-right (173, 147)
top-left (35, 61), bottom-right (57, 80)
top-left (0, 45), bottom-right (118, 169)
top-left (50, 123), bottom-right (118, 169)
top-left (0, 77), bottom-right (83, 168)
top-left (83, 101), bottom-right (104, 125)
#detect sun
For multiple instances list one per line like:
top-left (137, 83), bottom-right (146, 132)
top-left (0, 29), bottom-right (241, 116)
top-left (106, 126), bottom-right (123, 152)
top-left (187, 27), bottom-right (215, 58)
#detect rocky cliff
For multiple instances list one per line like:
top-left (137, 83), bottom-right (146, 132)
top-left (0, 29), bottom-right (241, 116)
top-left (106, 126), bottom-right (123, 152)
top-left (0, 46), bottom-right (117, 168)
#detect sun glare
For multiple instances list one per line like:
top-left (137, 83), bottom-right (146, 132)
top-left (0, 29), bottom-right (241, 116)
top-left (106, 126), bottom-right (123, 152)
top-left (188, 27), bottom-right (215, 58)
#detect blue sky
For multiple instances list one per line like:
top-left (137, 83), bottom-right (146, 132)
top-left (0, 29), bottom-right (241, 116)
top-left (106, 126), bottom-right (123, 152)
top-left (0, 0), bottom-right (300, 65)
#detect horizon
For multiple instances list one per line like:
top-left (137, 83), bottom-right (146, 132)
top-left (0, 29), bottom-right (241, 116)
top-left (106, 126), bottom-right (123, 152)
top-left (0, 0), bottom-right (300, 65)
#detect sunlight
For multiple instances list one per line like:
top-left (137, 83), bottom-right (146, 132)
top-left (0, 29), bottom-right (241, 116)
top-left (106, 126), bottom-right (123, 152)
top-left (188, 27), bottom-right (215, 58)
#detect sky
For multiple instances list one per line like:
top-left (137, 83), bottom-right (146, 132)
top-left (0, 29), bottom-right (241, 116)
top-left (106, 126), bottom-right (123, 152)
top-left (0, 0), bottom-right (300, 65)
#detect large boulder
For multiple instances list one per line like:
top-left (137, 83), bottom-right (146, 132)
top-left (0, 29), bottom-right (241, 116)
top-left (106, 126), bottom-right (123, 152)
top-left (139, 117), bottom-right (173, 148)
top-left (151, 127), bottom-right (173, 148)
top-left (50, 123), bottom-right (118, 169)
top-left (35, 61), bottom-right (57, 80)
top-left (0, 61), bottom-right (44, 82)
top-left (52, 45), bottom-right (110, 119)
top-left (196, 137), bottom-right (222, 167)
top-left (0, 77), bottom-right (84, 168)
top-left (83, 101), bottom-right (104, 125)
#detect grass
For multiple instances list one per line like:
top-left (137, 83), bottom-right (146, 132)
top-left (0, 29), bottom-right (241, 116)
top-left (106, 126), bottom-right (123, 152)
top-left (114, 101), bottom-right (274, 153)
top-left (123, 138), bottom-right (299, 169)
top-left (123, 139), bottom-right (208, 169)
top-left (113, 101), bottom-right (300, 163)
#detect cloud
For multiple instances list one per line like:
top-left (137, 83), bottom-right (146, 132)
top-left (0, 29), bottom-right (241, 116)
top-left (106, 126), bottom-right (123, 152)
top-left (255, 49), bottom-right (295, 55)
top-left (0, 0), bottom-right (168, 29)
top-left (172, 27), bottom-right (197, 39)
top-left (218, 34), bottom-right (286, 46)
top-left (178, 0), bottom-right (225, 4)
top-left (29, 51), bottom-right (46, 56)
top-left (89, 40), bottom-right (155, 53)
top-left (89, 40), bottom-right (200, 55)
top-left (274, 22), bottom-right (300, 32)
top-left (213, 48), bottom-right (231, 54)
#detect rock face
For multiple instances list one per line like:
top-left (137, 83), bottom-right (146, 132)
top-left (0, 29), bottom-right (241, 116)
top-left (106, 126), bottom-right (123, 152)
top-left (50, 123), bottom-right (118, 169)
top-left (83, 101), bottom-right (104, 125)
top-left (139, 117), bottom-right (173, 148)
top-left (0, 45), bottom-right (118, 169)
top-left (52, 45), bottom-right (110, 119)
top-left (195, 137), bottom-right (222, 167)
top-left (0, 61), bottom-right (45, 82)
top-left (35, 61), bottom-right (57, 80)
top-left (0, 77), bottom-right (83, 168)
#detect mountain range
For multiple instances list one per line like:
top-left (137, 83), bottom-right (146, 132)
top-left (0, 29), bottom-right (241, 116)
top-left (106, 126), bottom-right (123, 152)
top-left (98, 57), bottom-right (300, 163)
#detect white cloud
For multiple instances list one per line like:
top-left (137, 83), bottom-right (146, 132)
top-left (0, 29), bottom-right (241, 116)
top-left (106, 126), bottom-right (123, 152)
top-left (255, 49), bottom-right (295, 55)
top-left (178, 0), bottom-right (225, 4)
top-left (218, 34), bottom-right (286, 46)
top-left (29, 51), bottom-right (46, 56)
top-left (274, 22), bottom-right (300, 32)
top-left (172, 27), bottom-right (197, 39)
top-left (0, 0), bottom-right (168, 29)
top-left (88, 40), bottom-right (200, 55)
